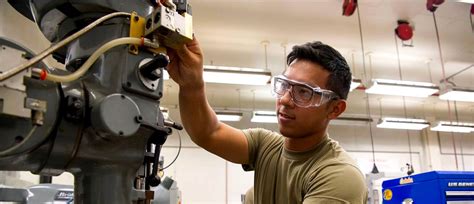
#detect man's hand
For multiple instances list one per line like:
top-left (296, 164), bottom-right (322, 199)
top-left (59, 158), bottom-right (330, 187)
top-left (167, 36), bottom-right (204, 90)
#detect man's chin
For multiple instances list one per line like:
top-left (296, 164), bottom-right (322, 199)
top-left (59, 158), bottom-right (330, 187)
top-left (278, 125), bottom-right (300, 138)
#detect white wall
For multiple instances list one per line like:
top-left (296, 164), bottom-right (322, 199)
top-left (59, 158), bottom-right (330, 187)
top-left (160, 147), bottom-right (254, 204)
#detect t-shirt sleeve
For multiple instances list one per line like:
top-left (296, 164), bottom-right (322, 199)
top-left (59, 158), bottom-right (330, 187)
top-left (241, 128), bottom-right (262, 171)
top-left (303, 163), bottom-right (368, 204)
top-left (241, 128), bottom-right (278, 171)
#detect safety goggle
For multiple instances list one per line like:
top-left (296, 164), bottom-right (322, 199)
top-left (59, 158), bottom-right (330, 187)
top-left (271, 75), bottom-right (340, 108)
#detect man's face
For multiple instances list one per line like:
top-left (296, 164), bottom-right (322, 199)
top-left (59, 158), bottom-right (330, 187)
top-left (276, 59), bottom-right (332, 138)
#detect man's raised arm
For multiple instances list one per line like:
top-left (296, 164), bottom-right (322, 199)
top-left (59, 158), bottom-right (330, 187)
top-left (167, 37), bottom-right (249, 164)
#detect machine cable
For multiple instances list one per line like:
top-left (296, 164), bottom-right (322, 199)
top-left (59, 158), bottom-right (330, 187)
top-left (140, 115), bottom-right (183, 188)
top-left (356, 4), bottom-right (379, 174)
top-left (161, 125), bottom-right (182, 170)
top-left (0, 11), bottom-right (131, 82)
top-left (432, 11), bottom-right (459, 170)
top-left (33, 37), bottom-right (158, 83)
top-left (63, 82), bottom-right (89, 170)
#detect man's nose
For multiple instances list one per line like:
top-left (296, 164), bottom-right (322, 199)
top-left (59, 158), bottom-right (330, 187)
top-left (278, 89), bottom-right (294, 107)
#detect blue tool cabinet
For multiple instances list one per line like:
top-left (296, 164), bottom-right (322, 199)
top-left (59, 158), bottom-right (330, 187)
top-left (382, 171), bottom-right (474, 204)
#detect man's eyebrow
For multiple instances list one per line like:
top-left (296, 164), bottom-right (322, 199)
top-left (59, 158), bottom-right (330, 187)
top-left (286, 77), bottom-right (321, 89)
top-left (281, 73), bottom-right (325, 88)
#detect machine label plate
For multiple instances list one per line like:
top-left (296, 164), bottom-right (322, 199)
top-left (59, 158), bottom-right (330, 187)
top-left (399, 177), bottom-right (414, 185)
top-left (54, 191), bottom-right (74, 201)
top-left (448, 182), bottom-right (474, 187)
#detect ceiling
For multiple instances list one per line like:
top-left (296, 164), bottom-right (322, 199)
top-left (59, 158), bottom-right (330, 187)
top-left (161, 0), bottom-right (474, 122)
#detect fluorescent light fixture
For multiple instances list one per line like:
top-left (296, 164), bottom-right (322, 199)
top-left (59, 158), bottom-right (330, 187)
top-left (456, 0), bottom-right (474, 3)
top-left (215, 110), bottom-right (243, 122)
top-left (350, 78), bottom-right (362, 92)
top-left (377, 117), bottom-right (430, 130)
top-left (365, 79), bottom-right (439, 98)
top-left (163, 65), bottom-right (272, 85)
top-left (330, 116), bottom-right (373, 126)
top-left (430, 121), bottom-right (474, 133)
top-left (439, 85), bottom-right (474, 103)
top-left (251, 111), bottom-right (277, 123)
top-left (203, 65), bottom-right (272, 85)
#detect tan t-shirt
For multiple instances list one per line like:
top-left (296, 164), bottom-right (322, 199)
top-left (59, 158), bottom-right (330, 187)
top-left (242, 128), bottom-right (368, 204)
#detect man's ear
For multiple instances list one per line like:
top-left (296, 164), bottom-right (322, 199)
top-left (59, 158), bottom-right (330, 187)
top-left (327, 100), bottom-right (346, 120)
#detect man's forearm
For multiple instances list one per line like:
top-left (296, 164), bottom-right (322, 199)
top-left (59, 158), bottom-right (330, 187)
top-left (178, 86), bottom-right (219, 145)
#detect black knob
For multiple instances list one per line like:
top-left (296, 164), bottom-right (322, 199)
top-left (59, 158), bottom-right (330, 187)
top-left (139, 54), bottom-right (169, 81)
top-left (146, 175), bottom-right (161, 187)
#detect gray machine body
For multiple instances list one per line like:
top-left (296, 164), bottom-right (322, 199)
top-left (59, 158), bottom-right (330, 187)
top-left (27, 184), bottom-right (74, 203)
top-left (0, 182), bottom-right (180, 204)
top-left (0, 1), bottom-right (181, 203)
top-left (0, 184), bottom-right (76, 203)
top-left (0, 186), bottom-right (29, 203)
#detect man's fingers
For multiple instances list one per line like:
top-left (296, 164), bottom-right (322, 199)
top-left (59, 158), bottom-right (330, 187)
top-left (165, 35), bottom-right (203, 84)
top-left (167, 49), bottom-right (178, 67)
top-left (166, 49), bottom-right (179, 79)
top-left (186, 36), bottom-right (201, 54)
top-left (176, 35), bottom-right (202, 63)
top-left (176, 44), bottom-right (194, 63)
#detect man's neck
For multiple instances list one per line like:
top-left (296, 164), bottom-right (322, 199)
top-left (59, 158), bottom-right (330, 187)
top-left (284, 131), bottom-right (327, 152)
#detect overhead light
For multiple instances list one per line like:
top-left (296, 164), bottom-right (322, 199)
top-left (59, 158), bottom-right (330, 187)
top-left (162, 65), bottom-right (272, 85)
top-left (430, 121), bottom-right (474, 133)
top-left (251, 111), bottom-right (277, 123)
top-left (456, 0), bottom-right (474, 3)
top-left (330, 115), bottom-right (373, 126)
top-left (215, 110), bottom-right (243, 122)
top-left (203, 65), bottom-right (272, 85)
top-left (350, 78), bottom-right (362, 92)
top-left (377, 117), bottom-right (430, 130)
top-left (365, 79), bottom-right (439, 98)
top-left (439, 84), bottom-right (474, 103)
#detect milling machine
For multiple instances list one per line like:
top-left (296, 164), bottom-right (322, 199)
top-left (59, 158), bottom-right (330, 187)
top-left (0, 0), bottom-right (192, 203)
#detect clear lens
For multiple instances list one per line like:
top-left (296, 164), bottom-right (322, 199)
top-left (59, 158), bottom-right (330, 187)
top-left (272, 75), bottom-right (337, 108)
top-left (273, 78), bottom-right (288, 96)
top-left (292, 85), bottom-right (314, 105)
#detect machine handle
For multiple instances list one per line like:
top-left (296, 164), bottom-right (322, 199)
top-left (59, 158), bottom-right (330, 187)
top-left (139, 53), bottom-right (169, 81)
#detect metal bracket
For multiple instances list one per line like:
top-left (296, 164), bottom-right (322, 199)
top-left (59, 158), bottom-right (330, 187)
top-left (129, 12), bottom-right (146, 55)
top-left (25, 98), bottom-right (47, 125)
top-left (25, 98), bottom-right (47, 112)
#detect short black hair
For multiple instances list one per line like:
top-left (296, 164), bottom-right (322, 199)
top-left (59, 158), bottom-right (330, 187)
top-left (287, 41), bottom-right (352, 100)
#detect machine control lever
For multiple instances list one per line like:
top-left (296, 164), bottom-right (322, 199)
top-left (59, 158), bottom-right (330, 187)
top-left (135, 115), bottom-right (172, 135)
top-left (139, 53), bottom-right (169, 81)
top-left (146, 143), bottom-right (163, 187)
top-left (164, 120), bottom-right (183, 130)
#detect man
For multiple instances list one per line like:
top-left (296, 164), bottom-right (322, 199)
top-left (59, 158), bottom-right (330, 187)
top-left (167, 37), bottom-right (368, 203)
